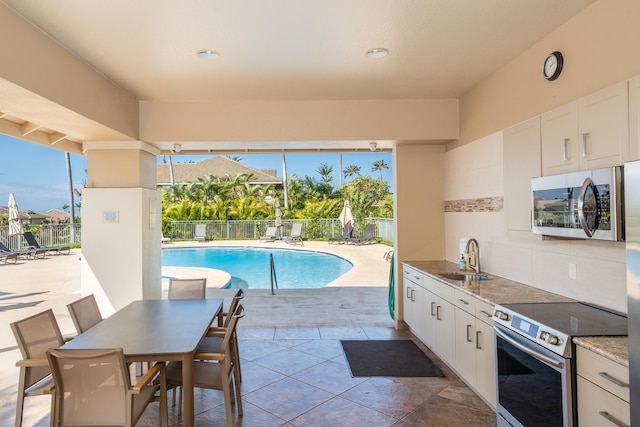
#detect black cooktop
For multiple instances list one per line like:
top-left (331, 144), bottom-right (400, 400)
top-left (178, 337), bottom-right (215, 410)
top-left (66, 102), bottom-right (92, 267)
top-left (499, 301), bottom-right (628, 337)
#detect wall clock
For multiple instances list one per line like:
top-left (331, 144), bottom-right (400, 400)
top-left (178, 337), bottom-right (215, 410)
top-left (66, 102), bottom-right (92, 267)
top-left (543, 51), bottom-right (563, 81)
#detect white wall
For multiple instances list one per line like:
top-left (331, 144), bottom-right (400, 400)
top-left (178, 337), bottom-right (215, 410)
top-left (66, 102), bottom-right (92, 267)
top-left (444, 134), bottom-right (627, 313)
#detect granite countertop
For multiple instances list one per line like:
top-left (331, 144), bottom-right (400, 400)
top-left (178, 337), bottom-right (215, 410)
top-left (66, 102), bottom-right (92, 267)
top-left (573, 336), bottom-right (629, 367)
top-left (403, 260), bottom-right (575, 306)
top-left (403, 260), bottom-right (629, 366)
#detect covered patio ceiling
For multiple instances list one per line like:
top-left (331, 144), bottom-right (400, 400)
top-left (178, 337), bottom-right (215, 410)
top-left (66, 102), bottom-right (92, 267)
top-left (0, 0), bottom-right (596, 154)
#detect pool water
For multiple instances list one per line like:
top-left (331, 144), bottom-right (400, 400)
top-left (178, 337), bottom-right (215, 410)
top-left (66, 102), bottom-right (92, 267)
top-left (162, 247), bottom-right (353, 289)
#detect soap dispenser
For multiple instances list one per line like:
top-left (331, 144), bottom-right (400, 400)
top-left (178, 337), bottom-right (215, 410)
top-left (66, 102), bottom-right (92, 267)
top-left (459, 254), bottom-right (467, 270)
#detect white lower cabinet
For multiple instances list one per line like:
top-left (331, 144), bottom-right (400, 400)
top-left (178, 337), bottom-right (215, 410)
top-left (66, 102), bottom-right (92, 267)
top-left (576, 346), bottom-right (629, 427)
top-left (402, 266), bottom-right (497, 410)
top-left (454, 292), bottom-right (496, 409)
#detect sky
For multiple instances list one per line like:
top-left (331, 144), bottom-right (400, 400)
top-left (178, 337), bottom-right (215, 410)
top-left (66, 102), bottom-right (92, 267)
top-left (1, 134), bottom-right (393, 213)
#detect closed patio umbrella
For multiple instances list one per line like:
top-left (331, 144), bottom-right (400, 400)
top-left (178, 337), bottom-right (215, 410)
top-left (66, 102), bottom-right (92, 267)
top-left (8, 193), bottom-right (24, 237)
top-left (274, 198), bottom-right (283, 238)
top-left (338, 200), bottom-right (354, 235)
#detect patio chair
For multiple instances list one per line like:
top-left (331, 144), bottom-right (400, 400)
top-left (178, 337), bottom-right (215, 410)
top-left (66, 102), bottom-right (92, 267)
top-left (194, 223), bottom-right (206, 241)
top-left (328, 224), bottom-right (353, 245)
top-left (283, 223), bottom-right (303, 246)
top-left (167, 304), bottom-right (245, 427)
top-left (1, 249), bottom-right (19, 264)
top-left (0, 241), bottom-right (45, 259)
top-left (259, 226), bottom-right (278, 241)
top-left (198, 289), bottom-right (245, 383)
top-left (161, 231), bottom-right (171, 243)
top-left (46, 347), bottom-right (168, 427)
top-left (67, 294), bottom-right (103, 335)
top-left (168, 278), bottom-right (207, 299)
top-left (347, 223), bottom-right (379, 245)
top-left (22, 231), bottom-right (70, 255)
top-left (10, 309), bottom-right (65, 427)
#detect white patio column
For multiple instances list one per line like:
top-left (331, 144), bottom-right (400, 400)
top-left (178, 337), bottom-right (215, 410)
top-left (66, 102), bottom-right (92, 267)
top-left (80, 141), bottom-right (161, 315)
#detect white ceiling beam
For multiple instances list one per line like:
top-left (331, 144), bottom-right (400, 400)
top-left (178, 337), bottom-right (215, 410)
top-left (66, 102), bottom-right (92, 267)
top-left (20, 121), bottom-right (41, 136)
top-left (48, 132), bottom-right (67, 145)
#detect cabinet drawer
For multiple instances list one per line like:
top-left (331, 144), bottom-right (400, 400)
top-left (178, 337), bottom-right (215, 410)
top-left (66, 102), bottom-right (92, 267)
top-left (426, 275), bottom-right (454, 301)
top-left (453, 288), bottom-right (475, 314)
top-left (577, 376), bottom-right (630, 427)
top-left (402, 265), bottom-right (423, 286)
top-left (576, 346), bottom-right (629, 402)
top-left (475, 299), bottom-right (494, 326)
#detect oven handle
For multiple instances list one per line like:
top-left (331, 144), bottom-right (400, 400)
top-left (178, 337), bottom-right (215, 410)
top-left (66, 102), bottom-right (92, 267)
top-left (494, 327), bottom-right (565, 370)
top-left (578, 177), bottom-right (596, 238)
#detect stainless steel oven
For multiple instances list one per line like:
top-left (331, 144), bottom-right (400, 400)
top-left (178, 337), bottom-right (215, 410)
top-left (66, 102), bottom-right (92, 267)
top-left (493, 302), bottom-right (627, 427)
top-left (531, 166), bottom-right (624, 241)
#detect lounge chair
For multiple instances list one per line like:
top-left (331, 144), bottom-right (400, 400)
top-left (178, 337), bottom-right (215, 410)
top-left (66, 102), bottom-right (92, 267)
top-left (1, 251), bottom-right (18, 264)
top-left (283, 223), bottom-right (303, 246)
top-left (161, 231), bottom-right (171, 243)
top-left (22, 231), bottom-right (70, 255)
top-left (329, 224), bottom-right (353, 245)
top-left (259, 226), bottom-right (278, 241)
top-left (347, 223), bottom-right (379, 245)
top-left (0, 242), bottom-right (44, 259)
top-left (194, 223), bottom-right (207, 241)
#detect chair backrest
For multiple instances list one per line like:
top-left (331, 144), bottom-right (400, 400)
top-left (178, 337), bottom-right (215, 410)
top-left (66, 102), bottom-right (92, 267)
top-left (10, 309), bottom-right (65, 389)
top-left (290, 223), bottom-right (302, 237)
top-left (0, 241), bottom-right (12, 252)
top-left (168, 278), bottom-right (207, 299)
top-left (22, 231), bottom-right (40, 248)
top-left (264, 227), bottom-right (277, 236)
top-left (363, 224), bottom-right (375, 238)
top-left (194, 223), bottom-right (206, 238)
top-left (47, 348), bottom-right (131, 426)
top-left (223, 289), bottom-right (245, 327)
top-left (221, 304), bottom-right (245, 351)
top-left (67, 294), bottom-right (103, 334)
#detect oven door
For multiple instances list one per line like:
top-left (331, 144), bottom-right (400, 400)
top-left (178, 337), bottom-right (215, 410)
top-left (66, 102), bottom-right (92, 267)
top-left (494, 324), bottom-right (573, 427)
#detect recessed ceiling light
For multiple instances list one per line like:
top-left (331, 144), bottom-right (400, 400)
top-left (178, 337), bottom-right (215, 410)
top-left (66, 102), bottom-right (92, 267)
top-left (196, 49), bottom-right (219, 59)
top-left (366, 48), bottom-right (388, 59)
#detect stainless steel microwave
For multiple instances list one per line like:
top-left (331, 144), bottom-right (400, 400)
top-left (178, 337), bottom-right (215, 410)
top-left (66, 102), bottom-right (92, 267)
top-left (531, 167), bottom-right (624, 241)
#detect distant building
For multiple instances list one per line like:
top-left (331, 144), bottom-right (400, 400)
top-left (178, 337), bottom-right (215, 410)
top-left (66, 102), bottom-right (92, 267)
top-left (0, 207), bottom-right (68, 225)
top-left (157, 156), bottom-right (282, 188)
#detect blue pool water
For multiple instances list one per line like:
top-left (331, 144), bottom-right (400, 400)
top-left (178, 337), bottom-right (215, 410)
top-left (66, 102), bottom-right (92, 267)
top-left (162, 247), bottom-right (353, 289)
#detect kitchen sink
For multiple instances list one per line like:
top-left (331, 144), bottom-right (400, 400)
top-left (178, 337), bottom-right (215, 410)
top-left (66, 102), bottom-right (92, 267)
top-left (439, 273), bottom-right (491, 281)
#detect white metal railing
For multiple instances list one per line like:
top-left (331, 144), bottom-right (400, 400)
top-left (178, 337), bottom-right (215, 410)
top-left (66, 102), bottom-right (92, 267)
top-left (0, 218), bottom-right (393, 248)
top-left (0, 224), bottom-right (81, 251)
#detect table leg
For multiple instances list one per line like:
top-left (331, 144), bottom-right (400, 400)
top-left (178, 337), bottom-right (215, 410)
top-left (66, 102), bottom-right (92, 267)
top-left (182, 354), bottom-right (194, 427)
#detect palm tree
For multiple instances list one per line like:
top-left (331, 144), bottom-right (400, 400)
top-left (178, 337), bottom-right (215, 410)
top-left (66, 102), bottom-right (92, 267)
top-left (343, 165), bottom-right (361, 180)
top-left (372, 159), bottom-right (389, 181)
top-left (316, 163), bottom-right (334, 184)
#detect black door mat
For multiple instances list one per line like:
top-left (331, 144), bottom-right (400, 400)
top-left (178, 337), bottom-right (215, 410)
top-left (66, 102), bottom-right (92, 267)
top-left (341, 340), bottom-right (444, 378)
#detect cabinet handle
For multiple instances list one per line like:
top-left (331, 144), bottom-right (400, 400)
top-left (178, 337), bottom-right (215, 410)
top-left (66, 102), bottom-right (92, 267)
top-left (563, 138), bottom-right (569, 161)
top-left (436, 305), bottom-right (442, 320)
top-left (458, 298), bottom-right (469, 305)
top-left (582, 132), bottom-right (589, 157)
top-left (480, 310), bottom-right (493, 318)
top-left (431, 302), bottom-right (436, 316)
top-left (406, 286), bottom-right (411, 299)
top-left (598, 411), bottom-right (629, 427)
top-left (414, 275), bottom-right (420, 281)
top-left (476, 330), bottom-right (482, 349)
top-left (466, 324), bottom-right (473, 342)
top-left (410, 289), bottom-right (415, 302)
top-left (598, 372), bottom-right (630, 389)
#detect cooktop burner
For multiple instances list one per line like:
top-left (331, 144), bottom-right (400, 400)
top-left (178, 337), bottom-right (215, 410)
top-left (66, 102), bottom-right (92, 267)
top-left (493, 301), bottom-right (627, 357)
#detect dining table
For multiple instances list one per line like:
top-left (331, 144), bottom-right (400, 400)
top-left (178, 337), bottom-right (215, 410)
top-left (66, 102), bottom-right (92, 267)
top-left (62, 298), bottom-right (223, 427)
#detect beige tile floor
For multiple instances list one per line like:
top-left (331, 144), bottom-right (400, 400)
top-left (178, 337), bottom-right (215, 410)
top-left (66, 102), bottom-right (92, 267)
top-left (0, 241), bottom-right (496, 426)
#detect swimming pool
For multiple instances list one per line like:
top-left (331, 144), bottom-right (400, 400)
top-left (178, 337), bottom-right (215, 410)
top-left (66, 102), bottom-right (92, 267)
top-left (162, 247), bottom-right (353, 289)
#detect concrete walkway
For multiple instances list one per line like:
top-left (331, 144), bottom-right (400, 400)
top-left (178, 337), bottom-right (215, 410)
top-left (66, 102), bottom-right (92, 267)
top-left (0, 240), bottom-right (396, 426)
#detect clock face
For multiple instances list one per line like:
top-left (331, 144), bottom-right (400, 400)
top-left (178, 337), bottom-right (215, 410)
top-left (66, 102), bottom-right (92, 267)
top-left (543, 51), bottom-right (563, 81)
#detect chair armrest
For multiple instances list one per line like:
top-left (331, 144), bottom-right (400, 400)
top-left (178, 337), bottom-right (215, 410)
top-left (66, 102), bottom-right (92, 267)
top-left (16, 358), bottom-right (49, 367)
top-left (205, 327), bottom-right (226, 337)
top-left (193, 351), bottom-right (224, 361)
top-left (131, 362), bottom-right (165, 394)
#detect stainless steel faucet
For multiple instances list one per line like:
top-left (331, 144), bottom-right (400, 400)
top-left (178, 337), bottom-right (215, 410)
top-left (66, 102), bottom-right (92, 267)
top-left (465, 238), bottom-right (480, 274)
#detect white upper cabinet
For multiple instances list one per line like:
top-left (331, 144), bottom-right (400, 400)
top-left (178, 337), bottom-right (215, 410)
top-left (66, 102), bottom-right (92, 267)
top-left (541, 81), bottom-right (629, 175)
top-left (628, 75), bottom-right (640, 161)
